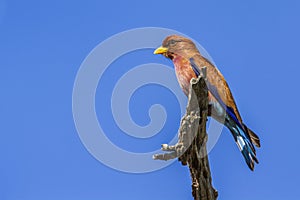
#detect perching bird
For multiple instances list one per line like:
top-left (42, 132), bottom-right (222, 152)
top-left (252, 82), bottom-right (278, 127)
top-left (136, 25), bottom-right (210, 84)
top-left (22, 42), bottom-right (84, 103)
top-left (154, 35), bottom-right (260, 170)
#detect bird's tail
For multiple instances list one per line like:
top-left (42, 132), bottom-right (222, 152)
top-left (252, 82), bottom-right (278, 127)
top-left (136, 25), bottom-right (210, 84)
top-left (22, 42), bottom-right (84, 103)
top-left (225, 118), bottom-right (259, 171)
top-left (243, 124), bottom-right (261, 148)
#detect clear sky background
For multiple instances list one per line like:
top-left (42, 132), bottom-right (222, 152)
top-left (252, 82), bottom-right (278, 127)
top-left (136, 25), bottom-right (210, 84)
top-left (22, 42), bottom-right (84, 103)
top-left (1, 0), bottom-right (300, 199)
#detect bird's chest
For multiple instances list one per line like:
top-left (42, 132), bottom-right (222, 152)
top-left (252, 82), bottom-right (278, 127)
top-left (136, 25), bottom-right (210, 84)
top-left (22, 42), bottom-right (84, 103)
top-left (173, 56), bottom-right (197, 95)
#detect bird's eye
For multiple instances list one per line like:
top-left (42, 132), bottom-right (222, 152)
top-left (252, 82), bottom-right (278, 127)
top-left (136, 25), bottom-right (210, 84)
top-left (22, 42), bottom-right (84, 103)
top-left (168, 39), bottom-right (177, 46)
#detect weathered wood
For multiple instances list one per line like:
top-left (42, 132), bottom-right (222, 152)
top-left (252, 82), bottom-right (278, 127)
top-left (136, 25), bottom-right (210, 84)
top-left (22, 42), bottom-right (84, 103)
top-left (153, 73), bottom-right (218, 200)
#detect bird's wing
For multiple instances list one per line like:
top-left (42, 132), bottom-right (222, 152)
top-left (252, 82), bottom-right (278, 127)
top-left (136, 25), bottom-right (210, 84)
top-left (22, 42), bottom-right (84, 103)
top-left (189, 54), bottom-right (243, 128)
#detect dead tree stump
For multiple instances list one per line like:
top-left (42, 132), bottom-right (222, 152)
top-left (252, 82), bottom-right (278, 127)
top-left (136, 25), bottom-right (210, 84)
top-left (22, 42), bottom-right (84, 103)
top-left (153, 73), bottom-right (218, 200)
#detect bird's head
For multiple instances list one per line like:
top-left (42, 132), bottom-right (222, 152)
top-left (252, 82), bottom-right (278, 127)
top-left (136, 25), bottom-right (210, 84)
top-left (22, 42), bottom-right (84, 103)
top-left (154, 35), bottom-right (200, 60)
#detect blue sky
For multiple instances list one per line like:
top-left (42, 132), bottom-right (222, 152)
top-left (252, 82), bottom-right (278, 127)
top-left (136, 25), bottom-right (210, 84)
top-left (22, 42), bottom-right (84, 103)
top-left (1, 0), bottom-right (300, 199)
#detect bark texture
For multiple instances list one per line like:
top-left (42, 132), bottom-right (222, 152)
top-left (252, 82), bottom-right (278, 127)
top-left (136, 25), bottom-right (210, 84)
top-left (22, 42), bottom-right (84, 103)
top-left (153, 73), bottom-right (218, 200)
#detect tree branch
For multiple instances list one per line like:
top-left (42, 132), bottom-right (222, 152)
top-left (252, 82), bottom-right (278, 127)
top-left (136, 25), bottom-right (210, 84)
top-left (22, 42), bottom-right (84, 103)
top-left (153, 72), bottom-right (218, 200)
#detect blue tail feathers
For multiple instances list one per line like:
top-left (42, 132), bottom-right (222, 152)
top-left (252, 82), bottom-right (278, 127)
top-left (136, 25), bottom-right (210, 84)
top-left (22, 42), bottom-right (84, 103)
top-left (226, 118), bottom-right (259, 171)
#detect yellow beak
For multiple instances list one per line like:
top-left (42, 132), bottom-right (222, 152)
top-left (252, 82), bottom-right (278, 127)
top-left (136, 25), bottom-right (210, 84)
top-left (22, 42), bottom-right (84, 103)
top-left (153, 46), bottom-right (168, 54)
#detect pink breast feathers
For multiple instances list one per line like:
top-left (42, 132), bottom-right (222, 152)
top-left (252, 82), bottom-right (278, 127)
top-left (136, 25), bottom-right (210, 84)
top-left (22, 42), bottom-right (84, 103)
top-left (172, 56), bottom-right (197, 96)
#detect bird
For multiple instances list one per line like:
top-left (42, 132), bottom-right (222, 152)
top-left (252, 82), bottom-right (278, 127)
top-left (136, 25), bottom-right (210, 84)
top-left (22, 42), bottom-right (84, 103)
top-left (154, 35), bottom-right (260, 170)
